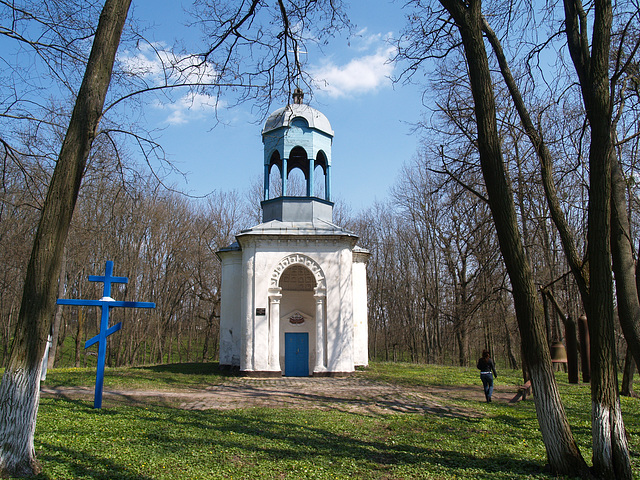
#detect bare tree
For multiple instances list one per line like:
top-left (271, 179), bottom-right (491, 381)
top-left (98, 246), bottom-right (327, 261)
top-left (0, 0), bottom-right (350, 476)
top-left (0, 0), bottom-right (132, 475)
top-left (397, 0), bottom-right (590, 475)
top-left (561, 1), bottom-right (633, 475)
top-left (480, 2), bottom-right (635, 475)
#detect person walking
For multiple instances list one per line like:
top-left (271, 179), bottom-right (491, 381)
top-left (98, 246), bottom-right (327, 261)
top-left (477, 350), bottom-right (498, 402)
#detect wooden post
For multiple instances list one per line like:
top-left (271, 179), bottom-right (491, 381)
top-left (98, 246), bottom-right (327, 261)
top-left (564, 317), bottom-right (579, 384)
top-left (578, 315), bottom-right (590, 383)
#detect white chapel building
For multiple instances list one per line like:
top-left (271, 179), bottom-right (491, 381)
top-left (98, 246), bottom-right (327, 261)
top-left (217, 89), bottom-right (369, 376)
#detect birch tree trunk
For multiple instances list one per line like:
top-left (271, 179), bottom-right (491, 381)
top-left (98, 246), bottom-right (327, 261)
top-left (0, 0), bottom-right (131, 475)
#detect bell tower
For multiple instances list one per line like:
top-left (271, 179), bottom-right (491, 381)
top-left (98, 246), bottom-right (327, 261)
top-left (217, 91), bottom-right (369, 377)
top-left (261, 89), bottom-right (334, 223)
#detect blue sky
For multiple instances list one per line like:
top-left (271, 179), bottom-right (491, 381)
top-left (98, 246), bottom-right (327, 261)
top-left (127, 1), bottom-right (428, 212)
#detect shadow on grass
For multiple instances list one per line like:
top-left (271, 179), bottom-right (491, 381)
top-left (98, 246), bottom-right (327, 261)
top-left (134, 408), bottom-right (553, 479)
top-left (36, 398), bottom-right (584, 479)
top-left (39, 392), bottom-right (95, 411)
top-left (32, 442), bottom-right (155, 480)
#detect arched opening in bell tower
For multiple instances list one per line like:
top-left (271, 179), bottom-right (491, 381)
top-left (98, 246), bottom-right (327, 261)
top-left (286, 146), bottom-right (308, 196)
top-left (314, 151), bottom-right (329, 200)
top-left (266, 150), bottom-right (282, 198)
top-left (263, 145), bottom-right (330, 201)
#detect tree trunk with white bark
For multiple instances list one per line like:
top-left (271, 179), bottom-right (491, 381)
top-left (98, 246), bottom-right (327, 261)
top-left (0, 0), bottom-right (131, 475)
top-left (438, 0), bottom-right (590, 475)
top-left (563, 0), bottom-right (633, 476)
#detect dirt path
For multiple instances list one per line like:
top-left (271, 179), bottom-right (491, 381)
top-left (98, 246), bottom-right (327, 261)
top-left (41, 376), bottom-right (517, 417)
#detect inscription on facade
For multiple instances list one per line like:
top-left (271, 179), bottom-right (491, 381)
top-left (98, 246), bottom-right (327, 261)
top-left (270, 253), bottom-right (325, 288)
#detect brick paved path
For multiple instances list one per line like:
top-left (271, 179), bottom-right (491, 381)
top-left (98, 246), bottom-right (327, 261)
top-left (42, 376), bottom-right (510, 416)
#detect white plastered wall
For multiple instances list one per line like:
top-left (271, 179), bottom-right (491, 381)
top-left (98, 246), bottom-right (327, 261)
top-left (323, 246), bottom-right (354, 373)
top-left (352, 256), bottom-right (369, 366)
top-left (239, 239), bottom-right (356, 374)
top-left (218, 250), bottom-right (242, 367)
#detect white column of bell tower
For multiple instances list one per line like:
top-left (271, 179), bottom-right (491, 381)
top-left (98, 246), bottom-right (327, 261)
top-left (314, 288), bottom-right (326, 373)
top-left (268, 287), bottom-right (282, 371)
top-left (240, 242), bottom-right (255, 372)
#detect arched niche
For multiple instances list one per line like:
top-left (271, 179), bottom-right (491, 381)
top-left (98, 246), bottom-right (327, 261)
top-left (280, 264), bottom-right (317, 291)
top-left (269, 255), bottom-right (327, 376)
top-left (270, 253), bottom-right (326, 291)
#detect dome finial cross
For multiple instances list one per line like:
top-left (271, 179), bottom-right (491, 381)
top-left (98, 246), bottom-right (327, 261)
top-left (292, 87), bottom-right (304, 105)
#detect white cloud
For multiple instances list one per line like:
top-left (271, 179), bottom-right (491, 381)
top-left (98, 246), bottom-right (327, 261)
top-left (120, 42), bottom-right (218, 85)
top-left (311, 33), bottom-right (396, 98)
top-left (119, 43), bottom-right (219, 124)
top-left (352, 28), bottom-right (384, 52)
top-left (119, 43), bottom-right (164, 78)
top-left (155, 91), bottom-right (220, 126)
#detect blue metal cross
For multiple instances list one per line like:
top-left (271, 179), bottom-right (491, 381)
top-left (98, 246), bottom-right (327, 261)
top-left (57, 260), bottom-right (155, 408)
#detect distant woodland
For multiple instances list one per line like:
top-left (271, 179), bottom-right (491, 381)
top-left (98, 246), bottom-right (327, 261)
top-left (0, 1), bottom-right (637, 376)
top-left (3, 2), bottom-right (640, 478)
top-left (1, 122), bottom-right (636, 373)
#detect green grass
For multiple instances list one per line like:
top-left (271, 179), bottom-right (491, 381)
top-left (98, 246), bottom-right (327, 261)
top-left (14, 363), bottom-right (640, 479)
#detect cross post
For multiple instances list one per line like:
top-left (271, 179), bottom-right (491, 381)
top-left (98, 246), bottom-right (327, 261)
top-left (88, 260), bottom-right (128, 299)
top-left (57, 260), bottom-right (155, 408)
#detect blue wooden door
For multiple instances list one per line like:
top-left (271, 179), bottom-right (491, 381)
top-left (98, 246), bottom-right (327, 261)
top-left (284, 332), bottom-right (309, 377)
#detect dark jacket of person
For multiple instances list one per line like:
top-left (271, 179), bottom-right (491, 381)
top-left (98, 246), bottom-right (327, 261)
top-left (477, 357), bottom-right (497, 377)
